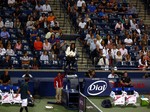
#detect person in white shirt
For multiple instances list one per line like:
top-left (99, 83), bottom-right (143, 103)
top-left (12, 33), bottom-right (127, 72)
top-left (108, 70), bottom-right (118, 78)
top-left (77, 0), bottom-right (85, 8)
top-left (115, 51), bottom-right (123, 62)
top-left (40, 51), bottom-right (49, 61)
top-left (0, 17), bottom-right (4, 28)
top-left (124, 34), bottom-right (133, 46)
top-left (119, 44), bottom-right (128, 56)
top-left (65, 43), bottom-right (77, 68)
top-left (26, 17), bottom-right (35, 30)
top-left (102, 45), bottom-right (109, 56)
top-left (130, 19), bottom-right (137, 30)
top-left (45, 28), bottom-right (54, 39)
top-left (97, 54), bottom-right (109, 70)
top-left (8, 0), bottom-right (15, 6)
top-left (111, 44), bottom-right (119, 57)
top-left (138, 55), bottom-right (148, 71)
top-left (6, 45), bottom-right (15, 56)
top-left (42, 1), bottom-right (52, 13)
top-left (0, 44), bottom-right (6, 56)
top-left (5, 19), bottom-right (13, 28)
top-left (78, 19), bottom-right (86, 29)
top-left (90, 39), bottom-right (97, 52)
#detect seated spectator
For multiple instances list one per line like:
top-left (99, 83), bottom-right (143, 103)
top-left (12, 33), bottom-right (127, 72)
top-left (13, 18), bottom-right (22, 28)
top-left (51, 44), bottom-right (60, 57)
top-left (49, 34), bottom-right (57, 45)
top-left (97, 54), bottom-right (109, 70)
top-left (80, 2), bottom-right (87, 13)
top-left (124, 34), bottom-right (133, 46)
top-left (123, 19), bottom-right (131, 30)
top-left (112, 3), bottom-right (118, 12)
top-left (13, 7), bottom-right (21, 18)
top-left (8, 0), bottom-right (16, 6)
top-left (124, 54), bottom-right (131, 62)
top-left (127, 4), bottom-right (137, 16)
top-left (119, 44), bottom-right (128, 57)
top-left (135, 25), bottom-right (141, 36)
top-left (106, 49), bottom-right (115, 67)
top-left (111, 44), bottom-right (119, 57)
top-left (120, 71), bottom-right (132, 87)
top-left (0, 17), bottom-right (4, 28)
top-left (87, 2), bottom-right (96, 13)
top-left (139, 46), bottom-right (147, 56)
top-left (0, 44), bottom-right (6, 56)
top-left (85, 69), bottom-right (96, 78)
top-left (34, 37), bottom-right (43, 50)
top-left (14, 40), bottom-right (22, 51)
top-left (1, 55), bottom-right (13, 69)
top-left (30, 27), bottom-right (38, 42)
top-left (42, 1), bottom-right (52, 13)
top-left (0, 27), bottom-right (10, 45)
top-left (45, 28), bottom-right (54, 39)
top-left (21, 52), bottom-right (31, 69)
top-left (119, 4), bottom-right (127, 12)
top-left (47, 12), bottom-right (56, 23)
top-left (6, 45), bottom-right (15, 56)
top-left (39, 13), bottom-right (47, 26)
top-left (130, 19), bottom-right (137, 31)
top-left (115, 21), bottom-right (124, 31)
top-left (30, 57), bottom-right (39, 69)
top-left (141, 34), bottom-right (148, 46)
top-left (40, 51), bottom-right (49, 61)
top-left (43, 39), bottom-right (51, 51)
top-left (115, 51), bottom-right (123, 62)
top-left (98, 9), bottom-right (107, 19)
top-left (52, 22), bottom-right (62, 36)
top-left (77, 0), bottom-right (85, 12)
top-left (0, 70), bottom-right (11, 85)
top-left (35, 2), bottom-right (43, 12)
top-left (26, 16), bottom-right (35, 30)
top-left (138, 55), bottom-right (148, 71)
top-left (5, 19), bottom-right (13, 28)
top-left (50, 18), bottom-right (59, 27)
top-left (79, 18), bottom-right (86, 29)
top-left (108, 69), bottom-right (118, 78)
top-left (65, 43), bottom-right (77, 68)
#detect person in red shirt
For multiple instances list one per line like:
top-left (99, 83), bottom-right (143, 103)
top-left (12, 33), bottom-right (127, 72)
top-left (34, 37), bottom-right (43, 50)
top-left (54, 72), bottom-right (65, 103)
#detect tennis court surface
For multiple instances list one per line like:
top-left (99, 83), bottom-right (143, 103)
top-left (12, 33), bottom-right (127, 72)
top-left (89, 96), bottom-right (150, 112)
top-left (0, 96), bottom-right (150, 112)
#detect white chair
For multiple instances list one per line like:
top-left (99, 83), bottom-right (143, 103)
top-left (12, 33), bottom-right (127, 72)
top-left (124, 87), bottom-right (139, 106)
top-left (110, 87), bottom-right (126, 106)
top-left (0, 85), bottom-right (12, 104)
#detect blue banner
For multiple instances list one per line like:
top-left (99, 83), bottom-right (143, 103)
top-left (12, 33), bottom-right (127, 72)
top-left (131, 79), bottom-right (150, 94)
top-left (83, 78), bottom-right (111, 96)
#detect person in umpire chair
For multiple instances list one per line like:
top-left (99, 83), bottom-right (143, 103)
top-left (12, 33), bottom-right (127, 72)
top-left (15, 74), bottom-right (33, 112)
top-left (54, 72), bottom-right (65, 103)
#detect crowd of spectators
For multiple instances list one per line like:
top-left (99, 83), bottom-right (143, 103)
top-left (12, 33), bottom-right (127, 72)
top-left (63, 0), bottom-right (150, 70)
top-left (0, 0), bottom-right (73, 69)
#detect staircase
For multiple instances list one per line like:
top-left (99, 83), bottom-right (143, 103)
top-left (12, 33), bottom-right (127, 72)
top-left (48, 0), bottom-right (92, 71)
top-left (131, 0), bottom-right (150, 25)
